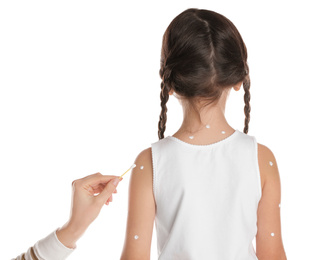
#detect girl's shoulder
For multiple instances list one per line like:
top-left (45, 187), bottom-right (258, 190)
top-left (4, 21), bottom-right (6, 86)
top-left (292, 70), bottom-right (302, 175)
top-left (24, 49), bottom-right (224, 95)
top-left (257, 142), bottom-right (279, 192)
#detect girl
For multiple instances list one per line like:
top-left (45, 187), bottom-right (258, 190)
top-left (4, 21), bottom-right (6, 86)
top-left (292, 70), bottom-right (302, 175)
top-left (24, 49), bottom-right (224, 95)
top-left (120, 8), bottom-right (287, 260)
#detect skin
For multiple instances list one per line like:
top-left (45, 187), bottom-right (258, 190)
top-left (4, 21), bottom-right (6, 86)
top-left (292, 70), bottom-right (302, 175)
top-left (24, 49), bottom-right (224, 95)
top-left (120, 82), bottom-right (287, 260)
top-left (56, 173), bottom-right (122, 248)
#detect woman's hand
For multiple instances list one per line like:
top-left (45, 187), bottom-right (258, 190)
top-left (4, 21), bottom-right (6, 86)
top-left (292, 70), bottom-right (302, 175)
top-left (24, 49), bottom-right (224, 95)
top-left (56, 173), bottom-right (122, 248)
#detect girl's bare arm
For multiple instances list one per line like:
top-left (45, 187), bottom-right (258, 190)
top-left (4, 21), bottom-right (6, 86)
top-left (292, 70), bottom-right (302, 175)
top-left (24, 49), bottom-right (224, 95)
top-left (120, 148), bottom-right (155, 260)
top-left (256, 143), bottom-right (287, 259)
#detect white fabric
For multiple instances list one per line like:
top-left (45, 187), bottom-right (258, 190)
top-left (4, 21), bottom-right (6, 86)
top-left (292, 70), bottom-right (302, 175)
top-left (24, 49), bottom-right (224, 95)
top-left (35, 228), bottom-right (75, 259)
top-left (12, 228), bottom-right (75, 260)
top-left (151, 129), bottom-right (262, 260)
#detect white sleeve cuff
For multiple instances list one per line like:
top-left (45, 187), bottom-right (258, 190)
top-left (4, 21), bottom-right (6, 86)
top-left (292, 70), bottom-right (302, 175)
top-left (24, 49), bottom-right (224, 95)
top-left (34, 228), bottom-right (75, 260)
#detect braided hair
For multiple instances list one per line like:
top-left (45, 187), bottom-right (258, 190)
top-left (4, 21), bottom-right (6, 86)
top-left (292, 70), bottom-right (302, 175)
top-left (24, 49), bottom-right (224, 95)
top-left (243, 69), bottom-right (251, 134)
top-left (158, 8), bottom-right (251, 139)
top-left (158, 64), bottom-right (171, 139)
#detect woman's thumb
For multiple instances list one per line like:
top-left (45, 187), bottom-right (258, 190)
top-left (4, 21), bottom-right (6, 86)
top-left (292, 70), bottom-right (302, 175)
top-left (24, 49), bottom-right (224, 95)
top-left (98, 178), bottom-right (121, 203)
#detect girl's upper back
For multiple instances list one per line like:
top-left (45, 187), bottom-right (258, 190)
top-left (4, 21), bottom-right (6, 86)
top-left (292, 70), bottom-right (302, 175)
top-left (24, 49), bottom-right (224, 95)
top-left (151, 129), bottom-right (261, 259)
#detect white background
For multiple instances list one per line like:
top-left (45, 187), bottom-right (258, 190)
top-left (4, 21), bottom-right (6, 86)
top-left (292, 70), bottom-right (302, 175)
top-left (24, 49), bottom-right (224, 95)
top-left (1, 0), bottom-right (323, 259)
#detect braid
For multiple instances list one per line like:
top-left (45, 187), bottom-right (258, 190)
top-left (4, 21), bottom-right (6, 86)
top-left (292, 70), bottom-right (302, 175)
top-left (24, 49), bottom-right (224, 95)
top-left (243, 73), bottom-right (251, 134)
top-left (158, 66), bottom-right (171, 140)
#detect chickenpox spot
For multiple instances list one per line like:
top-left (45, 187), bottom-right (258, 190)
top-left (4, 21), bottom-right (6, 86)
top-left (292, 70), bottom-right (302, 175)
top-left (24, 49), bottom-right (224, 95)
top-left (189, 136), bottom-right (194, 139)
top-left (134, 235), bottom-right (139, 240)
top-left (269, 161), bottom-right (273, 166)
top-left (206, 124), bottom-right (210, 129)
top-left (279, 203), bottom-right (281, 208)
top-left (221, 131), bottom-right (226, 134)
top-left (271, 233), bottom-right (275, 237)
top-left (140, 166), bottom-right (144, 170)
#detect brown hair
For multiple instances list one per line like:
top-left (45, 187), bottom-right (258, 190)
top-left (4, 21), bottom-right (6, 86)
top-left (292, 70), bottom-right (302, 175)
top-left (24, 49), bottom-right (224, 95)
top-left (158, 8), bottom-right (251, 139)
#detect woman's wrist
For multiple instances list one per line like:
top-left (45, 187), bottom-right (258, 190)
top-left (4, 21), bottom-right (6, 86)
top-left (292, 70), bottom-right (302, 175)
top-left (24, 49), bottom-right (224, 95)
top-left (56, 221), bottom-right (87, 249)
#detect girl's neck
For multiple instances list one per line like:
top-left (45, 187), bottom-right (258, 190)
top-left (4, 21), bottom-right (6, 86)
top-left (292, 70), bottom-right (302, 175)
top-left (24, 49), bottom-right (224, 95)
top-left (172, 91), bottom-right (235, 141)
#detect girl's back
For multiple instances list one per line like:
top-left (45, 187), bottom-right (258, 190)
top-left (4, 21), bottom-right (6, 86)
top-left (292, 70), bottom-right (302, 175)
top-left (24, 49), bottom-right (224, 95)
top-left (151, 129), bottom-right (261, 259)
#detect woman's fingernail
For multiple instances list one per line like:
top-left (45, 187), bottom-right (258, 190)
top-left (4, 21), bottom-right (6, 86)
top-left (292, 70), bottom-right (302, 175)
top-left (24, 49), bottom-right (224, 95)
top-left (113, 178), bottom-right (121, 186)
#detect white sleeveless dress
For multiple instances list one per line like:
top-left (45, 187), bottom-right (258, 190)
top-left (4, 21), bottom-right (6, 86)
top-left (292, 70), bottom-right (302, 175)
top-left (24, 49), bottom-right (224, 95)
top-left (151, 129), bottom-right (262, 260)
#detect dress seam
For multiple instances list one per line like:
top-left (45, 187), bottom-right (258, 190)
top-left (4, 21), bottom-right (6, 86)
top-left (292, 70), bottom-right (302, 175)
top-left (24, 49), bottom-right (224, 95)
top-left (253, 136), bottom-right (262, 201)
top-left (151, 144), bottom-right (157, 204)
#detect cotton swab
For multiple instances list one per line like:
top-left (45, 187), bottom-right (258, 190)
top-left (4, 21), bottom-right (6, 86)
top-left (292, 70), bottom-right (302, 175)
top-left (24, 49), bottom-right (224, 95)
top-left (119, 163), bottom-right (136, 179)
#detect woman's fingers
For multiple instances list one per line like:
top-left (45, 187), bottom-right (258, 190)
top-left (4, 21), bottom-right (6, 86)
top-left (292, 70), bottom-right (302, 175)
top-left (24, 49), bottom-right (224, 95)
top-left (90, 183), bottom-right (105, 192)
top-left (105, 195), bottom-right (113, 205)
top-left (72, 173), bottom-right (119, 190)
top-left (71, 173), bottom-right (119, 188)
top-left (86, 182), bottom-right (118, 197)
top-left (90, 186), bottom-right (118, 196)
top-left (72, 173), bottom-right (122, 206)
top-left (83, 173), bottom-right (119, 185)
